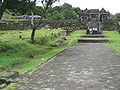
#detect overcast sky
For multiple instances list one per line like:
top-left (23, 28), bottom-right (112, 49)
top-left (52, 0), bottom-right (120, 14)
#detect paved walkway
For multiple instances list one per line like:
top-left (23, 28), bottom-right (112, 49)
top-left (17, 43), bottom-right (120, 90)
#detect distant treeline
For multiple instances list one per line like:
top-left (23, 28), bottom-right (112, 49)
top-left (111, 13), bottom-right (120, 20)
top-left (5, 3), bottom-right (81, 20)
top-left (3, 1), bottom-right (120, 20)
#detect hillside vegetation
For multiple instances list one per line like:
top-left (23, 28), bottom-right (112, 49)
top-left (0, 29), bottom-right (85, 73)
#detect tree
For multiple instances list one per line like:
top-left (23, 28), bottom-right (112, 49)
top-left (63, 10), bottom-right (78, 19)
top-left (111, 13), bottom-right (120, 20)
top-left (61, 3), bottom-right (78, 19)
top-left (31, 6), bottom-right (44, 16)
top-left (62, 3), bottom-right (72, 10)
top-left (0, 0), bottom-right (37, 20)
top-left (0, 0), bottom-right (59, 43)
top-left (46, 13), bottom-right (52, 19)
top-left (73, 7), bottom-right (81, 15)
top-left (46, 11), bottom-right (64, 20)
top-left (45, 3), bottom-right (81, 20)
top-left (52, 11), bottom-right (64, 20)
top-left (54, 6), bottom-right (62, 12)
top-left (0, 0), bottom-right (8, 20)
top-left (116, 13), bottom-right (120, 20)
top-left (30, 0), bottom-right (59, 43)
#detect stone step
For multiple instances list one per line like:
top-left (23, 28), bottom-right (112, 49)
top-left (78, 38), bottom-right (109, 43)
top-left (82, 35), bottom-right (105, 38)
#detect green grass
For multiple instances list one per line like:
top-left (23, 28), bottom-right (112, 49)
top-left (1, 13), bottom-right (25, 21)
top-left (0, 29), bottom-right (85, 73)
top-left (103, 31), bottom-right (120, 53)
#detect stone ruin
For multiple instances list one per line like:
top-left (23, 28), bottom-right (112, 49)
top-left (0, 8), bottom-right (119, 31)
top-left (80, 8), bottom-right (111, 34)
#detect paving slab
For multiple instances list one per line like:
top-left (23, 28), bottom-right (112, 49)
top-left (16, 43), bottom-right (120, 90)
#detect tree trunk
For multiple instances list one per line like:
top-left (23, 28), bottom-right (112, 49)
top-left (30, 11), bottom-right (43, 43)
top-left (30, 0), bottom-right (57, 43)
top-left (0, 9), bottom-right (4, 20)
top-left (0, 0), bottom-right (7, 20)
top-left (31, 28), bottom-right (36, 43)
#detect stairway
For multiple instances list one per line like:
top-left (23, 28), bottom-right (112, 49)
top-left (78, 34), bottom-right (109, 43)
top-left (89, 18), bottom-right (99, 28)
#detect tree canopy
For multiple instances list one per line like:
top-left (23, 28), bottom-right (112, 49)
top-left (111, 13), bottom-right (120, 20)
top-left (45, 3), bottom-right (81, 20)
top-left (0, 0), bottom-right (37, 19)
top-left (1, 1), bottom-right (81, 20)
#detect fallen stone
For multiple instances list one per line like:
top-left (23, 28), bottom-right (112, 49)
top-left (7, 79), bottom-right (18, 83)
top-left (51, 37), bottom-right (68, 47)
top-left (0, 71), bottom-right (19, 79)
top-left (57, 38), bottom-right (67, 43)
top-left (0, 79), bottom-right (11, 89)
top-left (61, 37), bottom-right (67, 41)
top-left (5, 40), bottom-right (11, 42)
top-left (0, 79), bottom-right (7, 84)
top-left (0, 84), bottom-right (7, 89)
top-left (51, 44), bottom-right (58, 47)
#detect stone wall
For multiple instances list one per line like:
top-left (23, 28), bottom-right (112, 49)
top-left (0, 20), bottom-right (87, 30)
top-left (0, 21), bottom-right (31, 30)
top-left (0, 19), bottom-right (119, 31)
top-left (101, 21), bottom-right (119, 30)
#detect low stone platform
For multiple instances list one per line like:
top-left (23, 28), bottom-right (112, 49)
top-left (78, 38), bottom-right (109, 43)
top-left (78, 34), bottom-right (109, 43)
top-left (82, 34), bottom-right (105, 38)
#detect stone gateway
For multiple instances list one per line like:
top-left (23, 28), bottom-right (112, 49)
top-left (80, 8), bottom-right (111, 34)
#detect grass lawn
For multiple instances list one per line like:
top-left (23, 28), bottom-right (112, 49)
top-left (103, 31), bottom-right (120, 53)
top-left (0, 29), bottom-right (85, 73)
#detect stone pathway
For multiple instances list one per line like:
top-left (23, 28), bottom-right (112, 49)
top-left (16, 35), bottom-right (120, 90)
